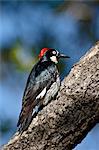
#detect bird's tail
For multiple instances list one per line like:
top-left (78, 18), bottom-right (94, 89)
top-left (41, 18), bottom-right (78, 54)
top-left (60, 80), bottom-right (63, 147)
top-left (17, 111), bottom-right (33, 133)
top-left (17, 105), bottom-right (41, 133)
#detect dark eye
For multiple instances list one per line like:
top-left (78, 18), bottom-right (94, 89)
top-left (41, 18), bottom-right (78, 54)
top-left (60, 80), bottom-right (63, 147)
top-left (52, 51), bottom-right (56, 55)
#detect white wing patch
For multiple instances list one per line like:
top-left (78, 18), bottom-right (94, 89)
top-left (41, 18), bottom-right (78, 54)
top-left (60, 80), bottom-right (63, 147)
top-left (36, 87), bottom-right (46, 99)
top-left (43, 76), bottom-right (60, 105)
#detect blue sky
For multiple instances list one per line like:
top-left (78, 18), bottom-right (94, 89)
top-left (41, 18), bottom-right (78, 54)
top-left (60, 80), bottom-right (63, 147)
top-left (0, 2), bottom-right (99, 149)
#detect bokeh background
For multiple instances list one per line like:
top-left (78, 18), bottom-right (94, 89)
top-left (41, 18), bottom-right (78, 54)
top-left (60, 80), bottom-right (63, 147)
top-left (0, 1), bottom-right (99, 149)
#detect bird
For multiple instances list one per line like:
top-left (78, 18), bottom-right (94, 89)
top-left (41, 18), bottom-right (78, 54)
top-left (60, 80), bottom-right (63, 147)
top-left (17, 48), bottom-right (69, 132)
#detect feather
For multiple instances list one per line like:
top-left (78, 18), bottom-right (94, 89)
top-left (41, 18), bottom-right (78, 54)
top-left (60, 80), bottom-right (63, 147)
top-left (17, 60), bottom-right (59, 132)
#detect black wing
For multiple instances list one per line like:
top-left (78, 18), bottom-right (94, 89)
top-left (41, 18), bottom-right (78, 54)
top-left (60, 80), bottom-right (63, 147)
top-left (17, 61), bottom-right (58, 131)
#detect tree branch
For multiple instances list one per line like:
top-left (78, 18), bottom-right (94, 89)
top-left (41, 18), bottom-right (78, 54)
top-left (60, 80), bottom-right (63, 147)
top-left (3, 42), bottom-right (99, 150)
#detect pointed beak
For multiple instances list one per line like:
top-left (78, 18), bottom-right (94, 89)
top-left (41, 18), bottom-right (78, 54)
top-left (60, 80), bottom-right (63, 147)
top-left (59, 53), bottom-right (70, 59)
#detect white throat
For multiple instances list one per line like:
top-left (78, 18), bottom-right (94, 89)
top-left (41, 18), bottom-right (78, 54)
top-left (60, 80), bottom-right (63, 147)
top-left (50, 56), bottom-right (58, 64)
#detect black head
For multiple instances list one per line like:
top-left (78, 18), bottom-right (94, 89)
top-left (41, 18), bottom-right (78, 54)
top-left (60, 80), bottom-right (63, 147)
top-left (43, 48), bottom-right (70, 64)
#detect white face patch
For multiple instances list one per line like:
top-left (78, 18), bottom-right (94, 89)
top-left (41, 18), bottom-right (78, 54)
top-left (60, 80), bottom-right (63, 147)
top-left (50, 56), bottom-right (58, 64)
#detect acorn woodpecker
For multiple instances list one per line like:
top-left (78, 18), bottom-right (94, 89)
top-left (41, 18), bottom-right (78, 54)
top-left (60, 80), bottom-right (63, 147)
top-left (17, 48), bottom-right (69, 132)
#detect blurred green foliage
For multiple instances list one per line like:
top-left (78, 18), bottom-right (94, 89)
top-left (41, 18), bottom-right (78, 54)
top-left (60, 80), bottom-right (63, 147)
top-left (0, 0), bottom-right (99, 146)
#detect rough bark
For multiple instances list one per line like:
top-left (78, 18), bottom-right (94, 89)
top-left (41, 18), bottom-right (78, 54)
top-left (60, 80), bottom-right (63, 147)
top-left (3, 42), bottom-right (99, 150)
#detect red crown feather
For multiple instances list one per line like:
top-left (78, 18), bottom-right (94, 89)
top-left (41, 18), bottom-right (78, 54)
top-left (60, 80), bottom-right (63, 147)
top-left (39, 48), bottom-right (50, 59)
